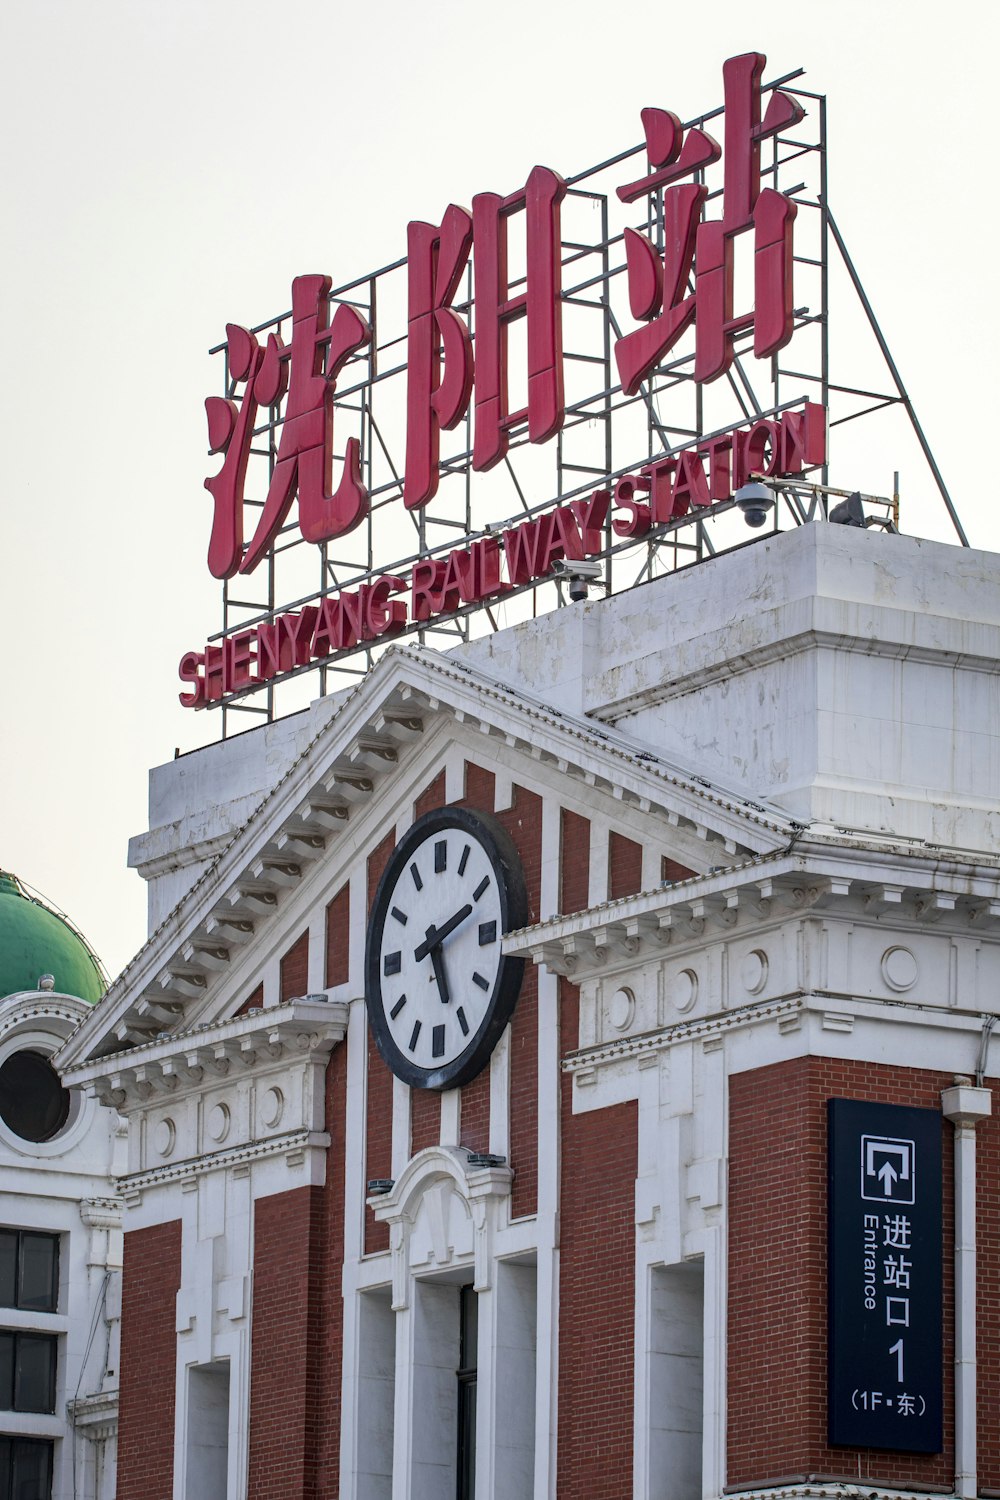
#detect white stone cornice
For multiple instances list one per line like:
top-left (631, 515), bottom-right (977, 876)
top-left (79, 1197), bottom-right (124, 1229)
top-left (60, 998), bottom-right (348, 1112)
top-left (68, 1389), bottom-right (119, 1443)
top-left (117, 1128), bottom-right (329, 1200)
top-left (564, 997), bottom-right (804, 1074)
top-left (564, 991), bottom-right (1000, 1080)
top-left (0, 991), bottom-right (93, 1042)
top-left (724, 1486), bottom-right (959, 1500)
top-left (509, 844), bottom-right (1000, 983)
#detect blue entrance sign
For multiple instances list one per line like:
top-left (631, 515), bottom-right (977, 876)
top-left (827, 1099), bottom-right (942, 1452)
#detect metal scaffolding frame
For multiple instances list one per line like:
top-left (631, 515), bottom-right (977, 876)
top-left (205, 65), bottom-right (965, 737)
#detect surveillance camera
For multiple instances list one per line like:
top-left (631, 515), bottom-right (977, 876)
top-left (553, 558), bottom-right (604, 602)
top-left (734, 480), bottom-right (775, 529)
top-left (553, 559), bottom-right (603, 580)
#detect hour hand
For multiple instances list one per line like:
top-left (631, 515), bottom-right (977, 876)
top-left (428, 943), bottom-right (450, 1004)
top-left (413, 903), bottom-right (472, 962)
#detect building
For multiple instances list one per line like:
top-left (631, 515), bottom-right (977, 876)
top-left (0, 873), bottom-right (122, 1500)
top-left (54, 518), bottom-right (1000, 1499)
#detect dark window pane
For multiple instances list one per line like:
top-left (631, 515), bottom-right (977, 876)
top-left (14, 1334), bottom-right (56, 1414)
top-left (458, 1378), bottom-right (477, 1500)
top-left (0, 1437), bottom-right (9, 1500)
top-left (18, 1237), bottom-right (57, 1315)
top-left (459, 1285), bottom-right (478, 1372)
top-left (457, 1286), bottom-right (477, 1500)
top-left (0, 1331), bottom-right (14, 1410)
top-left (0, 1054), bottom-right (69, 1144)
top-left (0, 1236), bottom-right (16, 1309)
top-left (10, 1438), bottom-right (51, 1500)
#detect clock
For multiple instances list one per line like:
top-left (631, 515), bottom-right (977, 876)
top-left (365, 806), bottom-right (528, 1090)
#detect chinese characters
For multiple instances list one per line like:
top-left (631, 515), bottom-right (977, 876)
top-left (203, 51), bottom-right (805, 582)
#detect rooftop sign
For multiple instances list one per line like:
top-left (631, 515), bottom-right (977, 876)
top-left (179, 51), bottom-right (958, 726)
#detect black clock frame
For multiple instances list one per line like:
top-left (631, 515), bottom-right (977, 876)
top-left (365, 806), bottom-right (528, 1091)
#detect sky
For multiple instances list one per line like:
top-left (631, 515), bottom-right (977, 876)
top-left (1, 0), bottom-right (997, 982)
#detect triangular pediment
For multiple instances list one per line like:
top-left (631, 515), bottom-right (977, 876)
top-left (57, 646), bottom-right (797, 1070)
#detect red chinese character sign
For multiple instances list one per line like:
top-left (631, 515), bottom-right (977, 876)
top-left (185, 48), bottom-right (948, 718)
top-left (404, 167), bottom-right (567, 510)
top-left (205, 275), bottom-right (371, 579)
top-left (615, 53), bottom-right (802, 392)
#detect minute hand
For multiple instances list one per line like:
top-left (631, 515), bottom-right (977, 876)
top-left (413, 902), bottom-right (474, 962)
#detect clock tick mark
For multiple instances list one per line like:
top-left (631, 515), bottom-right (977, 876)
top-left (408, 1019), bottom-right (422, 1052)
top-left (410, 863), bottom-right (423, 891)
top-left (384, 951), bottom-right (402, 976)
top-left (391, 906), bottom-right (408, 925)
top-left (432, 1024), bottom-right (446, 1058)
top-left (473, 875), bottom-right (490, 901)
top-left (434, 840), bottom-right (447, 873)
top-left (390, 994), bottom-right (407, 1020)
top-left (458, 845), bottom-right (470, 877)
top-left (456, 1006), bottom-right (469, 1037)
top-left (478, 921), bottom-right (497, 945)
top-left (472, 971), bottom-right (489, 991)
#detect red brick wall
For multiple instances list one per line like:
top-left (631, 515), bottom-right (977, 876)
top-left (117, 1220), bottom-right (182, 1500)
top-left (365, 828), bottom-right (397, 1253)
top-left (459, 1067), bottom-right (490, 1154)
top-left (415, 768), bottom-right (446, 817)
top-left (728, 1057), bottom-right (956, 1489)
top-left (977, 1071), bottom-right (1000, 1490)
top-left (279, 928), bottom-right (309, 1002)
top-left (608, 830), bottom-right (643, 900)
top-left (662, 855), bottom-right (695, 883)
top-left (248, 1189), bottom-right (318, 1497)
top-left (560, 808), bottom-right (590, 915)
top-left (324, 884), bottom-right (350, 988)
top-left (248, 1002), bottom-right (350, 1497)
top-left (463, 761), bottom-right (496, 809)
top-left (235, 981), bottom-right (264, 1017)
top-left (557, 978), bottom-right (637, 1498)
top-left (410, 1088), bottom-right (440, 1154)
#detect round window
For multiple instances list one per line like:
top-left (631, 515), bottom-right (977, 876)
top-left (0, 1051), bottom-right (70, 1143)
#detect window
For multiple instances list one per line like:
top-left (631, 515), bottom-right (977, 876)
top-left (411, 1281), bottom-right (475, 1497)
top-left (0, 1232), bottom-right (59, 1314)
top-left (0, 1437), bottom-right (52, 1500)
top-left (493, 1261), bottom-right (536, 1500)
top-left (0, 1332), bottom-right (56, 1414)
top-left (457, 1285), bottom-right (477, 1500)
top-left (185, 1361), bottom-right (230, 1500)
top-left (649, 1260), bottom-right (704, 1500)
top-left (357, 1288), bottom-right (395, 1500)
top-left (0, 1053), bottom-right (69, 1143)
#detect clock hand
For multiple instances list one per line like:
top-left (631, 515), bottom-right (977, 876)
top-left (428, 943), bottom-right (451, 1004)
top-left (413, 902), bottom-right (473, 962)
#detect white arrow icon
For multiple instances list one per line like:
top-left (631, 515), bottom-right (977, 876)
top-left (877, 1160), bottom-right (898, 1193)
top-left (861, 1136), bottom-right (915, 1203)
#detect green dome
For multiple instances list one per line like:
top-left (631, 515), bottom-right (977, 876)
top-left (0, 873), bottom-right (104, 1004)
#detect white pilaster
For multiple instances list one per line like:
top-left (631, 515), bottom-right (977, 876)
top-left (941, 1079), bottom-right (992, 1500)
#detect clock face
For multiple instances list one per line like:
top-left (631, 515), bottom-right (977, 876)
top-left (365, 807), bottom-right (528, 1090)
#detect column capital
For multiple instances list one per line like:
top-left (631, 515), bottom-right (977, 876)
top-left (941, 1081), bottom-right (992, 1127)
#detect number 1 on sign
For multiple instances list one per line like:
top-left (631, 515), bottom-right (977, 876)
top-left (889, 1338), bottom-right (904, 1382)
